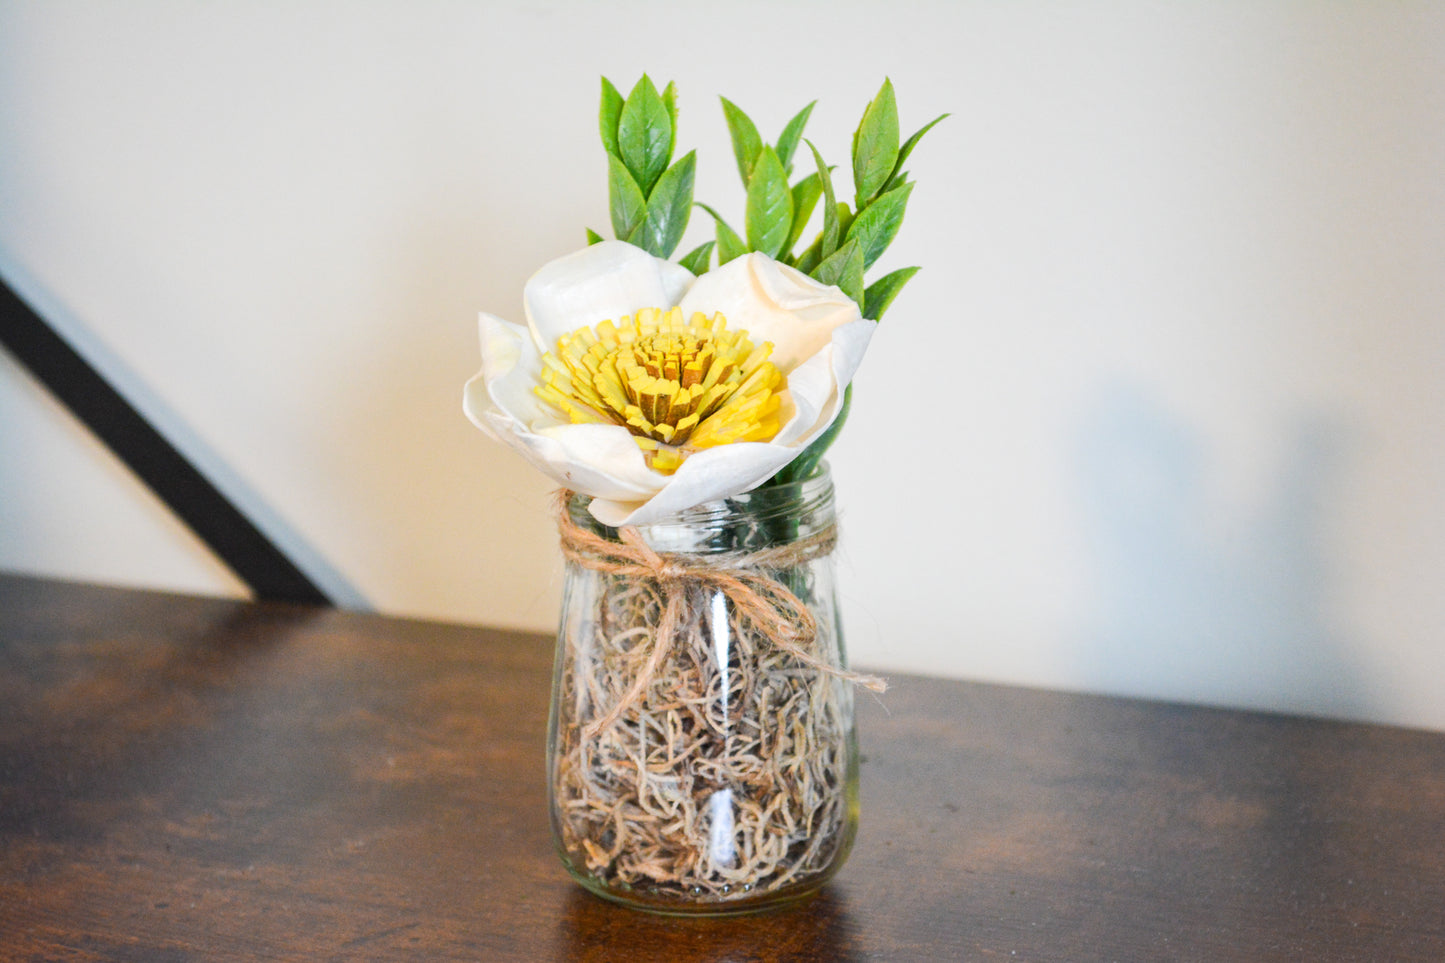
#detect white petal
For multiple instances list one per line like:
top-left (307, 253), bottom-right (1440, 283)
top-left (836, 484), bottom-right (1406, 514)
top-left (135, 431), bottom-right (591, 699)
top-left (463, 314), bottom-right (553, 432)
top-left (524, 241), bottom-right (695, 348)
top-left (515, 423), bottom-right (665, 500)
top-left (772, 346), bottom-right (834, 447)
top-left (826, 316), bottom-right (877, 389)
top-left (770, 318), bottom-right (876, 446)
top-left (588, 441), bottom-right (799, 527)
top-left (677, 253), bottom-right (862, 372)
top-left (468, 403), bottom-right (667, 501)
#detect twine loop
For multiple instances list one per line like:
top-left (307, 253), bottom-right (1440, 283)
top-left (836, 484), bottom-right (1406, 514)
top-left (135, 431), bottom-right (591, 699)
top-left (554, 491), bottom-right (887, 737)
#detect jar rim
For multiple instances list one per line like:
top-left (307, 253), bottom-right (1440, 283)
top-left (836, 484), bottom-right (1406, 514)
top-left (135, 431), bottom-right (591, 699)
top-left (567, 462), bottom-right (834, 553)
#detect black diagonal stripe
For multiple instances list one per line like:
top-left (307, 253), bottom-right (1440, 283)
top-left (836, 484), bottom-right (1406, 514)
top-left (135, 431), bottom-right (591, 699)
top-left (1, 276), bottom-right (331, 606)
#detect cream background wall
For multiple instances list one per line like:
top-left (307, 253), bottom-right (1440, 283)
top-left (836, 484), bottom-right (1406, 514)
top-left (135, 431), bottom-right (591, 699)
top-left (2, 2), bottom-right (1441, 729)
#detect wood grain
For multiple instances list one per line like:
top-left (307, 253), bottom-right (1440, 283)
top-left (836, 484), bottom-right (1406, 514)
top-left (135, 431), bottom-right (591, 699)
top-left (2, 574), bottom-right (1442, 961)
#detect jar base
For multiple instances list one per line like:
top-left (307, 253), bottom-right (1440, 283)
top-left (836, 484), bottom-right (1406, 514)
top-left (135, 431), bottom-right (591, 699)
top-left (565, 868), bottom-right (839, 917)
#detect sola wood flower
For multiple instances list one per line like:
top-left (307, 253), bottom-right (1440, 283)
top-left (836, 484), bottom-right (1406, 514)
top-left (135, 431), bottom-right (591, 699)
top-left (464, 240), bottom-right (875, 526)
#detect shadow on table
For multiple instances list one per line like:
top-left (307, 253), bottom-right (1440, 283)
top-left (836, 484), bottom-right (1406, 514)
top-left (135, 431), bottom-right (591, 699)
top-left (555, 885), bottom-right (867, 962)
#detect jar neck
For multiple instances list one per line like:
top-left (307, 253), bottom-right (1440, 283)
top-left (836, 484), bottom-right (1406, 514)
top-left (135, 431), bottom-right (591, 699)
top-left (568, 464), bottom-right (835, 555)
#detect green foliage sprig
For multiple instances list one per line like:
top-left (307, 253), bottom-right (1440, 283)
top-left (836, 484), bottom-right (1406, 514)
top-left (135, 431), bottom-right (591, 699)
top-left (592, 76), bottom-right (946, 483)
top-left (591, 76), bottom-right (696, 259)
top-left (704, 80), bottom-right (945, 483)
top-left (703, 79), bottom-right (946, 325)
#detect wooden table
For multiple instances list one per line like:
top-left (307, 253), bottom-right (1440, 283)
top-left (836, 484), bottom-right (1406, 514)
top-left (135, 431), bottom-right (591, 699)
top-left (2, 574), bottom-right (1442, 961)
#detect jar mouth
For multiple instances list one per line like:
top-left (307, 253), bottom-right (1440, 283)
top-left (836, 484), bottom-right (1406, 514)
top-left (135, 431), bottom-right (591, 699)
top-left (567, 463), bottom-right (834, 554)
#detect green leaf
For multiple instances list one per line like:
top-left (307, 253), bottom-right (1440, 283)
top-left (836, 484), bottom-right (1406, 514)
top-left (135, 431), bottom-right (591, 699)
top-left (775, 100), bottom-right (816, 175)
top-left (677, 240), bottom-right (715, 275)
top-left (804, 140), bottom-right (840, 260)
top-left (628, 151), bottom-right (695, 258)
top-left (662, 81), bottom-right (678, 134)
top-left (696, 203), bottom-right (748, 266)
top-left (845, 180), bottom-right (914, 269)
top-left (784, 172), bottom-right (824, 260)
top-left (776, 384), bottom-right (851, 484)
top-left (617, 75), bottom-right (673, 196)
top-left (607, 152), bottom-right (647, 240)
top-left (862, 266), bottom-right (920, 321)
top-left (811, 237), bottom-right (864, 309)
top-left (884, 113), bottom-right (948, 194)
top-left (719, 96), bottom-right (764, 186)
top-left (585, 227), bottom-right (605, 246)
top-left (852, 78), bottom-right (900, 209)
top-left (841, 250), bottom-right (865, 310)
top-left (793, 234), bottom-right (823, 274)
top-left (835, 201), bottom-right (855, 242)
top-left (599, 77), bottom-right (623, 157)
top-left (745, 146), bottom-right (793, 258)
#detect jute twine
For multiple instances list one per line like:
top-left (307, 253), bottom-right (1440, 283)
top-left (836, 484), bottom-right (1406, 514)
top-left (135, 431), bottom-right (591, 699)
top-left (554, 490), bottom-right (887, 738)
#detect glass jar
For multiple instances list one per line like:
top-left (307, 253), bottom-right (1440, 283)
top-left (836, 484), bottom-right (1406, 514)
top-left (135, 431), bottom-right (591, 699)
top-left (548, 465), bottom-right (865, 915)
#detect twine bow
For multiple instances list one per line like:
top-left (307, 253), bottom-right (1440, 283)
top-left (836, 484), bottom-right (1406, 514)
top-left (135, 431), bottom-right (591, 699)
top-left (555, 491), bottom-right (887, 738)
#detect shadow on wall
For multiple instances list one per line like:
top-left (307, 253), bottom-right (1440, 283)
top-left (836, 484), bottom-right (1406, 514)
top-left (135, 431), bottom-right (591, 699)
top-left (1071, 382), bottom-right (1366, 721)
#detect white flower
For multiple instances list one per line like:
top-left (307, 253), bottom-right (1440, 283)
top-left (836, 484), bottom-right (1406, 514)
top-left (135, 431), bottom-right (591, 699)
top-left (464, 241), bottom-right (875, 526)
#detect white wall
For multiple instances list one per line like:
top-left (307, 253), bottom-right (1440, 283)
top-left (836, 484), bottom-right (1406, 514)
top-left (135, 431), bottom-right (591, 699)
top-left (2, 2), bottom-right (1441, 729)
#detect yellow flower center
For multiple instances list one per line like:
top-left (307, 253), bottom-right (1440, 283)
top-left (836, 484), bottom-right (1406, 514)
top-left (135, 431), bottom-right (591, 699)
top-left (533, 306), bottom-right (785, 473)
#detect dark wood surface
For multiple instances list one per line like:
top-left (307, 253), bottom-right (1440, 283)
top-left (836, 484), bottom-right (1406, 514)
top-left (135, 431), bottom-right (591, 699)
top-left (2, 574), bottom-right (1442, 962)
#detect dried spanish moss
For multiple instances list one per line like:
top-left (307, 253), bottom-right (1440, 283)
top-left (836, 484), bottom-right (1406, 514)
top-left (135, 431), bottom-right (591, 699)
top-left (553, 578), bottom-right (854, 902)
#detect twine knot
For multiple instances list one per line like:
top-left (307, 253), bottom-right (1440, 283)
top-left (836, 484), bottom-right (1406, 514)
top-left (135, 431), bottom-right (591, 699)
top-left (653, 560), bottom-right (691, 582)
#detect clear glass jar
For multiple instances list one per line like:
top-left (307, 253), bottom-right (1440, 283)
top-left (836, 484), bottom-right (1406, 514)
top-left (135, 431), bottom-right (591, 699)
top-left (548, 465), bottom-right (860, 915)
